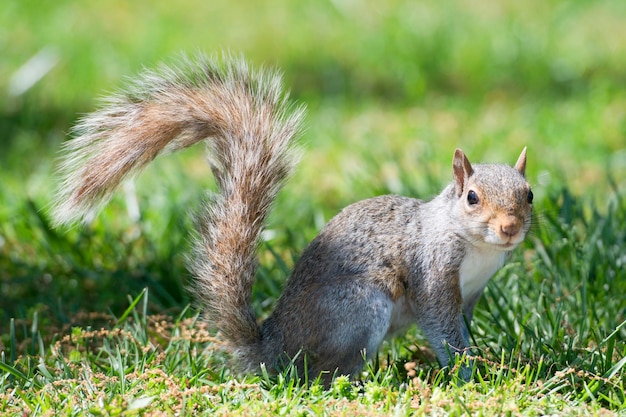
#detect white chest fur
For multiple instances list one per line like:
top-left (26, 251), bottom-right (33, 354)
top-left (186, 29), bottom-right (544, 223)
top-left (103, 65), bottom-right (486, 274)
top-left (459, 247), bottom-right (506, 301)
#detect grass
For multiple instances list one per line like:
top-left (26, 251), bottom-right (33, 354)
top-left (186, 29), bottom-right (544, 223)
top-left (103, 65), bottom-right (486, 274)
top-left (1, 0), bottom-right (626, 415)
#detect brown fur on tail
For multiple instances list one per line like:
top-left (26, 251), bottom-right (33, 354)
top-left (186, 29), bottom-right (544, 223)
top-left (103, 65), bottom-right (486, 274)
top-left (51, 54), bottom-right (305, 369)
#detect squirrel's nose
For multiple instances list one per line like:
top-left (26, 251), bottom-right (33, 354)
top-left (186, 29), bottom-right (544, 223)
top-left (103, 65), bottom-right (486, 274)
top-left (500, 217), bottom-right (521, 238)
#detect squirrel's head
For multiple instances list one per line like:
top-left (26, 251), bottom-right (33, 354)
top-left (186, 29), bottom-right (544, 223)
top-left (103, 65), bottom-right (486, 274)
top-left (452, 148), bottom-right (533, 251)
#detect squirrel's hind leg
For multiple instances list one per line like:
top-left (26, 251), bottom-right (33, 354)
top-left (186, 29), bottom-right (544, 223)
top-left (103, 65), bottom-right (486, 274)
top-left (286, 280), bottom-right (395, 381)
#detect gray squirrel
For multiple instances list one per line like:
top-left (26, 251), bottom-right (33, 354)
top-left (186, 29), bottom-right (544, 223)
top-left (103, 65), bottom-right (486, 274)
top-left (51, 54), bottom-right (533, 382)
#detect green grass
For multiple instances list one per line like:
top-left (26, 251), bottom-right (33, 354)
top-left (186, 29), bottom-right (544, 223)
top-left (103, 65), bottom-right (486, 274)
top-left (1, 0), bottom-right (626, 415)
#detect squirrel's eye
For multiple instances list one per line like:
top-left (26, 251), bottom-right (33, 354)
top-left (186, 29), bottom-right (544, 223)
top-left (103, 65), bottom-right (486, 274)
top-left (527, 190), bottom-right (534, 204)
top-left (467, 190), bottom-right (479, 205)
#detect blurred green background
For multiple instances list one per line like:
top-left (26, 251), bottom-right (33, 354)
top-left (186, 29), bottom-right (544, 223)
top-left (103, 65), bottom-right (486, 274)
top-left (1, 0), bottom-right (625, 322)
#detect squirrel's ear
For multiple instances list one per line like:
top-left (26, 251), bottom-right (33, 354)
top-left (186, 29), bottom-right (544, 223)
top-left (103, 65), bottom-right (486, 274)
top-left (514, 147), bottom-right (527, 177)
top-left (453, 148), bottom-right (474, 197)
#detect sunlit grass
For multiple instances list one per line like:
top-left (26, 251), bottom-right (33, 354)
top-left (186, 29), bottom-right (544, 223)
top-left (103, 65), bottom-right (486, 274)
top-left (1, 0), bottom-right (625, 414)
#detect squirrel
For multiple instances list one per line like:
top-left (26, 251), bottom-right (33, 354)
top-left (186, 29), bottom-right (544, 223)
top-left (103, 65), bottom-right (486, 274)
top-left (51, 54), bottom-right (533, 382)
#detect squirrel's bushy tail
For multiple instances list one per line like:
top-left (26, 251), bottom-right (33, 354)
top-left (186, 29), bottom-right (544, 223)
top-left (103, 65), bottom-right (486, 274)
top-left (51, 54), bottom-right (305, 369)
